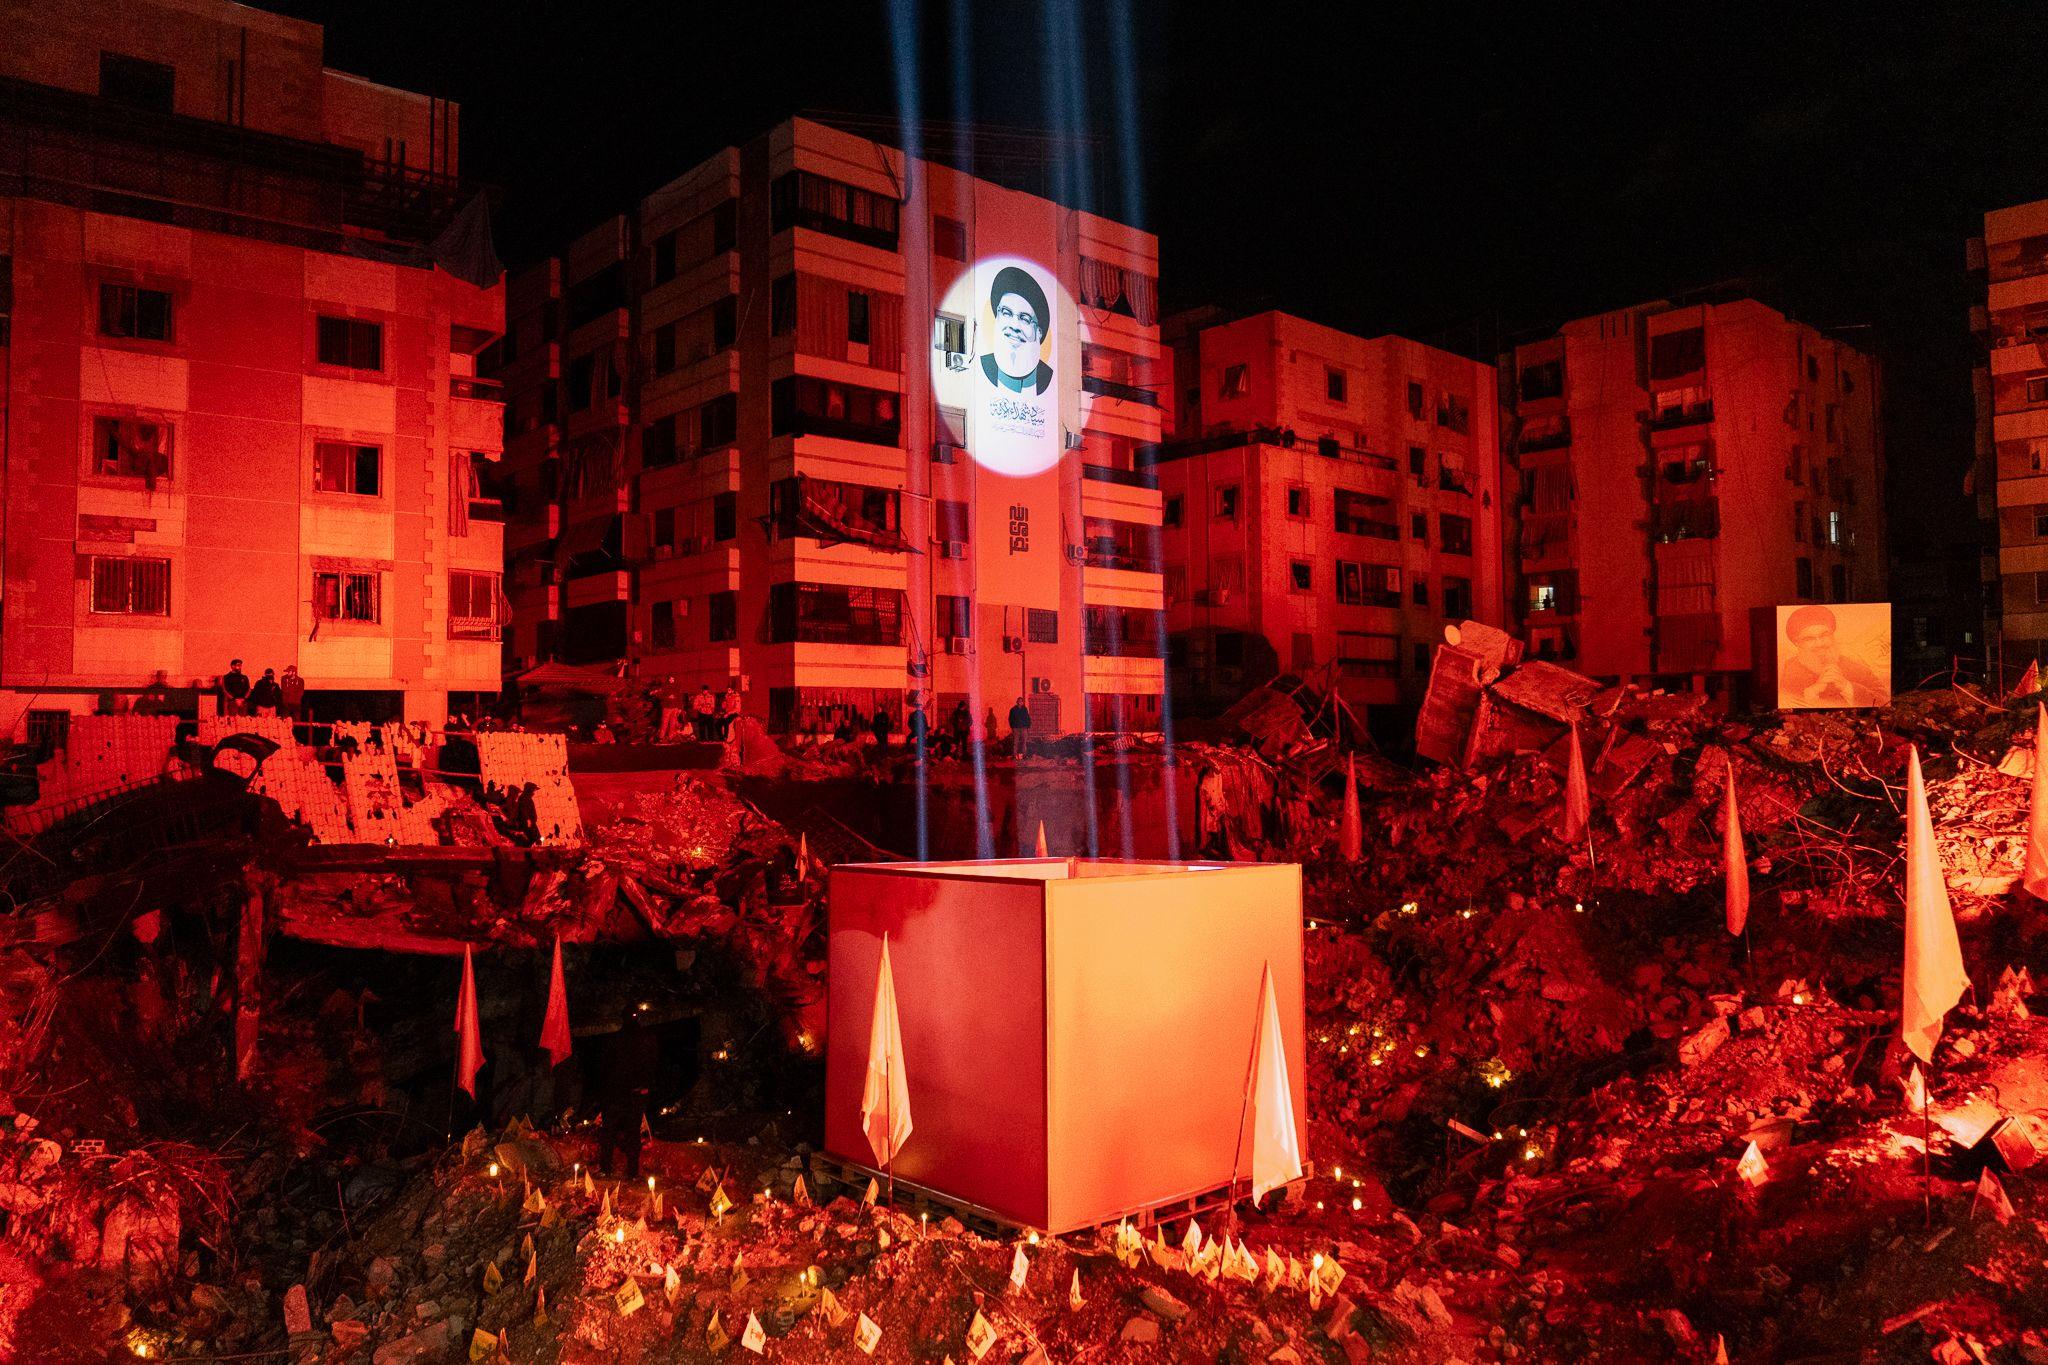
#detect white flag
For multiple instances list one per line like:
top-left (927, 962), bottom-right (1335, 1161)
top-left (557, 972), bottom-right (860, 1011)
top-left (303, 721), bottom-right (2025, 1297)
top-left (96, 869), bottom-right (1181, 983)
top-left (1246, 962), bottom-right (1305, 1203)
top-left (860, 934), bottom-right (914, 1167)
top-left (1901, 746), bottom-right (1969, 1063)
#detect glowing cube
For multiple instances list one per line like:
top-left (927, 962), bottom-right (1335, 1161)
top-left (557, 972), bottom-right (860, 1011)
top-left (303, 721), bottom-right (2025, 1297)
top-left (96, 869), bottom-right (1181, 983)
top-left (823, 858), bottom-right (1305, 1232)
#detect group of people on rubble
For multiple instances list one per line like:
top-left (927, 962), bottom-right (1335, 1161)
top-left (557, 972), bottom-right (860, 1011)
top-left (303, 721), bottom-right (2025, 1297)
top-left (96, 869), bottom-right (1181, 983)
top-left (479, 777), bottom-right (545, 845)
top-left (215, 659), bottom-right (306, 720)
top-left (789, 693), bottom-right (1040, 761)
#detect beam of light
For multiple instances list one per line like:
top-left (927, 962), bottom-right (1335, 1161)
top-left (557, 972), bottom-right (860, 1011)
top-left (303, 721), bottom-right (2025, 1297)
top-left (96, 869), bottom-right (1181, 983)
top-left (889, 0), bottom-right (931, 861)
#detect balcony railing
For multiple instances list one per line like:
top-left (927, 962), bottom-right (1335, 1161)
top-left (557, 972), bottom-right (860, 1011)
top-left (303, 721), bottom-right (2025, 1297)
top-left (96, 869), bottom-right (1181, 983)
top-left (1648, 400), bottom-right (1715, 431)
top-left (452, 376), bottom-right (505, 401)
top-left (467, 498), bottom-right (505, 524)
top-left (448, 616), bottom-right (502, 641)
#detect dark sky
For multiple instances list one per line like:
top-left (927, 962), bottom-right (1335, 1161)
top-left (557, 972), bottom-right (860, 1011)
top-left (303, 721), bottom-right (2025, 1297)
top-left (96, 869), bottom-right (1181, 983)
top-left (278, 1), bottom-right (2048, 566)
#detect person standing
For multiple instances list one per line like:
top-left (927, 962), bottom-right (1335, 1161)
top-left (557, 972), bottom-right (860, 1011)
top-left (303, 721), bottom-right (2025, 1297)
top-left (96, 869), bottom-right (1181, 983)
top-left (514, 782), bottom-right (541, 846)
top-left (950, 700), bottom-right (973, 758)
top-left (690, 684), bottom-right (718, 741)
top-left (219, 660), bottom-right (250, 717)
top-left (249, 669), bottom-right (282, 716)
top-left (905, 697), bottom-right (929, 759)
top-left (870, 704), bottom-right (894, 753)
top-left (278, 666), bottom-right (305, 722)
top-left (595, 1012), bottom-right (660, 1179)
top-left (1007, 697), bottom-right (1033, 758)
top-left (719, 685), bottom-right (742, 740)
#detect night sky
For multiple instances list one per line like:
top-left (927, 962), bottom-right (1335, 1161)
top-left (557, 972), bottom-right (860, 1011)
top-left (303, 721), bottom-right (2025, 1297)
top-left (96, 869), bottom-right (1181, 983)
top-left (278, 1), bottom-right (2048, 568)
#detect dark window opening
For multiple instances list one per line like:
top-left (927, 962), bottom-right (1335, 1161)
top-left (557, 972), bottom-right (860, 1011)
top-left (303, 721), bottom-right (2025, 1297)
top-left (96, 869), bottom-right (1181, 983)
top-left (99, 53), bottom-right (174, 112)
top-left (99, 283), bottom-right (172, 341)
top-left (317, 315), bottom-right (383, 371)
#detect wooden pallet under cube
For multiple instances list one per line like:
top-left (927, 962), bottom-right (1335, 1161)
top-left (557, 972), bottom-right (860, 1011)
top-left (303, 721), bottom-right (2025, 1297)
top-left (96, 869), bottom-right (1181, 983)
top-left (823, 858), bottom-right (1305, 1236)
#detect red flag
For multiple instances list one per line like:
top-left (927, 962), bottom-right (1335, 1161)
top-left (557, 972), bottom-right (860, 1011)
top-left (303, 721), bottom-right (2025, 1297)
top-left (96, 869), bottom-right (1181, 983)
top-left (2015, 659), bottom-right (2040, 700)
top-left (1556, 722), bottom-right (1590, 845)
top-left (1724, 764), bottom-right (1749, 936)
top-left (860, 934), bottom-right (912, 1167)
top-left (2025, 707), bottom-right (2048, 901)
top-left (1902, 746), bottom-right (1969, 1063)
top-left (539, 936), bottom-right (572, 1068)
top-left (454, 943), bottom-right (486, 1098)
top-left (1339, 756), bottom-right (1363, 864)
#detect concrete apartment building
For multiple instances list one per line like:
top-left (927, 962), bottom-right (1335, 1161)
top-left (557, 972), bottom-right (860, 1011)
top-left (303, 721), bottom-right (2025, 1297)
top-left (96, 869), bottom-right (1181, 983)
top-left (1971, 199), bottom-right (2048, 672)
top-left (1146, 309), bottom-right (1505, 712)
top-left (496, 116), bottom-right (1166, 735)
top-left (1501, 295), bottom-right (1884, 687)
top-left (0, 0), bottom-right (505, 742)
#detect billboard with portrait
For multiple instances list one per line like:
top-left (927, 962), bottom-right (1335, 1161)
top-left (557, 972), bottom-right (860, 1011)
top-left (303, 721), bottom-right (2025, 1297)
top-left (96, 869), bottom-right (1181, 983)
top-left (1774, 602), bottom-right (1891, 709)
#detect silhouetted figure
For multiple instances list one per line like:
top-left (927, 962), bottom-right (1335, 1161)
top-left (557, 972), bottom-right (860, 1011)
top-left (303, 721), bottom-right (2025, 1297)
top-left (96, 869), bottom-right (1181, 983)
top-left (219, 660), bottom-right (250, 716)
top-left (906, 700), bottom-right (928, 758)
top-left (595, 1013), bottom-right (660, 1178)
top-left (249, 669), bottom-right (281, 715)
top-left (950, 701), bottom-right (972, 757)
top-left (278, 666), bottom-right (305, 721)
top-left (1008, 698), bottom-right (1033, 757)
top-left (871, 706), bottom-right (894, 753)
top-left (514, 782), bottom-right (540, 845)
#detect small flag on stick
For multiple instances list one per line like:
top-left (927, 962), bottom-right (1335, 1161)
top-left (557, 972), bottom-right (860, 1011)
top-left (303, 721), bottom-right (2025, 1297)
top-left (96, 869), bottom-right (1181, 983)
top-left (539, 936), bottom-right (572, 1068)
top-left (1723, 765), bottom-right (1749, 937)
top-left (1246, 962), bottom-right (1305, 1204)
top-left (1339, 755), bottom-right (1363, 864)
top-left (1901, 746), bottom-right (1970, 1063)
top-left (860, 935), bottom-right (913, 1171)
top-left (1034, 820), bottom-right (1049, 858)
top-left (453, 944), bottom-right (486, 1098)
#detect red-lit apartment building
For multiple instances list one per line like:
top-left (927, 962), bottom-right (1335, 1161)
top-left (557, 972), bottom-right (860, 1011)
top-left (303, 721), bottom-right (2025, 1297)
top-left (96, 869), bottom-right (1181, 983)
top-left (496, 117), bottom-right (1166, 735)
top-left (1971, 200), bottom-right (2048, 670)
top-left (1147, 309), bottom-right (1506, 711)
top-left (1501, 295), bottom-right (1884, 686)
top-left (0, 0), bottom-right (505, 742)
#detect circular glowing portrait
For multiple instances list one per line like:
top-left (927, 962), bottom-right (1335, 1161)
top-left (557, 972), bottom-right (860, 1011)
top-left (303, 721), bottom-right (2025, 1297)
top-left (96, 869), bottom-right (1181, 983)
top-left (931, 255), bottom-right (1075, 478)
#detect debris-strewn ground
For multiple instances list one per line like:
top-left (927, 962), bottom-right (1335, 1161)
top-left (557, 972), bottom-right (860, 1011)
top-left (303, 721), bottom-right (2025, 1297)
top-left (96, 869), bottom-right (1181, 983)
top-left (9, 684), bottom-right (2048, 1362)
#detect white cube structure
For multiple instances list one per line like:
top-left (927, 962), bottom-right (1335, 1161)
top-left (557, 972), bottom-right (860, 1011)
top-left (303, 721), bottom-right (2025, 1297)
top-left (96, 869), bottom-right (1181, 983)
top-left (824, 858), bottom-right (1305, 1233)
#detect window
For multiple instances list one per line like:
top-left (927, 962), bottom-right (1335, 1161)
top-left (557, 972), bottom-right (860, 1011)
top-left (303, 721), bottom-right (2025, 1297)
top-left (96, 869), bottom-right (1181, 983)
top-left (1028, 608), bottom-right (1060, 643)
top-left (1163, 496), bottom-right (1184, 528)
top-left (1792, 501), bottom-right (1807, 542)
top-left (653, 323), bottom-right (677, 376)
top-left (2028, 376), bottom-right (2048, 406)
top-left (2037, 573), bottom-right (2048, 608)
top-left (936, 594), bottom-right (972, 639)
top-left (566, 353), bottom-right (594, 412)
top-left (652, 506), bottom-right (676, 550)
top-left (98, 283), bottom-right (172, 342)
top-left (770, 375), bottom-right (900, 444)
top-left (651, 600), bottom-right (677, 649)
top-left (1413, 579), bottom-right (1429, 606)
top-left (313, 441), bottom-right (380, 496)
top-left (1830, 564), bottom-right (1847, 600)
top-left (934, 313), bottom-right (967, 359)
top-left (1220, 364), bottom-right (1248, 398)
top-left (89, 556), bottom-right (169, 615)
top-left (934, 215), bottom-right (968, 261)
top-left (448, 570), bottom-right (502, 639)
top-left (1335, 561), bottom-right (1401, 607)
top-left (712, 295), bottom-right (738, 351)
top-left (699, 393), bottom-right (738, 449)
top-left (25, 710), bottom-right (68, 761)
top-left (1519, 358), bottom-right (1564, 402)
top-left (1796, 557), bottom-right (1815, 598)
top-left (1414, 644), bottom-right (1431, 675)
top-left (2036, 508), bottom-right (2048, 540)
top-left (1827, 510), bottom-right (1843, 546)
top-left (1333, 489), bottom-right (1397, 539)
top-left (711, 200), bottom-right (737, 253)
top-left (1529, 582), bottom-right (1557, 613)
top-left (933, 498), bottom-right (971, 544)
top-left (708, 590), bottom-right (737, 641)
top-left (1806, 353), bottom-right (1820, 382)
top-left (92, 416), bottom-right (171, 482)
top-left (644, 415), bottom-right (678, 468)
top-left (713, 491), bottom-right (737, 542)
top-left (1443, 576), bottom-right (1472, 619)
top-left (1406, 381), bottom-right (1424, 419)
top-left (566, 262), bottom-right (624, 329)
top-left (1082, 606), bottom-right (1163, 657)
top-left (769, 171), bottom-right (901, 250)
top-left (1435, 393), bottom-right (1471, 434)
top-left (316, 315), bottom-right (383, 371)
top-left (766, 582), bottom-right (904, 644)
top-left (314, 569), bottom-right (380, 623)
top-left (1286, 485), bottom-right (1310, 519)
top-left (1411, 513), bottom-right (1428, 542)
top-left (1338, 630), bottom-right (1399, 677)
top-left (771, 274), bottom-right (797, 336)
top-left (1214, 485), bottom-right (1239, 521)
top-left (847, 291), bottom-right (871, 345)
top-left (1326, 367), bottom-right (1347, 403)
top-left (652, 232), bottom-right (677, 285)
top-left (1649, 327), bottom-right (1706, 379)
top-left (1440, 513), bottom-right (1473, 556)
top-left (1409, 446), bottom-right (1427, 485)
top-left (99, 52), bottom-right (174, 112)
top-left (1289, 560), bottom-right (1313, 593)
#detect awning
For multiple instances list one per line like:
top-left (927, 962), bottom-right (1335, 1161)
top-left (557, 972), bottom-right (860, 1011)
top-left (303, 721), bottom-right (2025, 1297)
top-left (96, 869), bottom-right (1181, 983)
top-left (512, 660), bottom-right (634, 694)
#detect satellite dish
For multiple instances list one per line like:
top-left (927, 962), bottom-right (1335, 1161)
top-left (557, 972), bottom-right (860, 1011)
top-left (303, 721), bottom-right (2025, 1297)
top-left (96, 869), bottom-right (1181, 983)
top-left (1444, 624), bottom-right (1464, 646)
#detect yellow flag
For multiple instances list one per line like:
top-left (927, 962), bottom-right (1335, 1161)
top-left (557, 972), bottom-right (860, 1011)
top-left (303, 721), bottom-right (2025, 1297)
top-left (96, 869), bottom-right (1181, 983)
top-left (664, 1263), bottom-right (681, 1304)
top-left (818, 1285), bottom-right (850, 1328)
top-left (965, 1310), bottom-right (997, 1360)
top-left (741, 1312), bottom-right (767, 1354)
top-left (468, 1328), bottom-right (498, 1362)
top-left (793, 1174), bottom-right (811, 1206)
top-left (482, 1261), bottom-right (502, 1294)
top-left (855, 1312), bottom-right (883, 1355)
top-left (534, 1284), bottom-right (547, 1328)
top-left (523, 1251), bottom-right (536, 1287)
top-left (583, 1169), bottom-right (595, 1197)
top-left (710, 1183), bottom-right (734, 1218)
top-left (614, 1277), bottom-right (644, 1316)
top-left (707, 1312), bottom-right (730, 1352)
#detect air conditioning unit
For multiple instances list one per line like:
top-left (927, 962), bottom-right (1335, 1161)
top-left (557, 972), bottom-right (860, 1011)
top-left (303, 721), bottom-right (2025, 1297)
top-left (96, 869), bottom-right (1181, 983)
top-left (1032, 677), bottom-right (1054, 694)
top-left (1200, 587), bottom-right (1233, 606)
top-left (944, 352), bottom-right (970, 372)
top-left (1063, 430), bottom-right (1086, 451)
top-left (940, 540), bottom-right (968, 559)
top-left (946, 636), bottom-right (970, 655)
top-left (1003, 636), bottom-right (1024, 654)
top-left (932, 442), bottom-right (959, 464)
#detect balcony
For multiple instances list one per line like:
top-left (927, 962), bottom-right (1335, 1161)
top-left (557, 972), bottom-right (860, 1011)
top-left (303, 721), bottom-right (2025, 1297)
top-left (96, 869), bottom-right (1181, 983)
top-left (467, 498), bottom-right (505, 524)
top-left (1517, 418), bottom-right (1571, 453)
top-left (1081, 462), bottom-right (1158, 489)
top-left (1081, 375), bottom-right (1161, 406)
top-left (448, 616), bottom-right (501, 642)
top-left (1648, 400), bottom-right (1714, 431)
